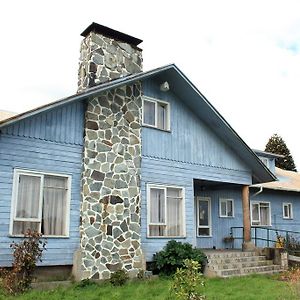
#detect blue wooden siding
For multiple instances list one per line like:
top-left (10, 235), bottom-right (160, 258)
top-left (195, 188), bottom-right (243, 249)
top-left (141, 78), bottom-right (255, 260)
top-left (249, 190), bottom-right (300, 247)
top-left (142, 79), bottom-right (251, 173)
top-left (0, 101), bottom-right (85, 267)
top-left (1, 102), bottom-right (84, 145)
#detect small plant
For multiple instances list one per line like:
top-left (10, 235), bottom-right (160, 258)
top-left (280, 267), bottom-right (300, 298)
top-left (137, 269), bottom-right (145, 280)
top-left (0, 229), bottom-right (47, 295)
top-left (169, 259), bottom-right (205, 300)
top-left (223, 236), bottom-right (234, 243)
top-left (109, 269), bottom-right (129, 286)
top-left (75, 278), bottom-right (96, 288)
top-left (153, 241), bottom-right (207, 276)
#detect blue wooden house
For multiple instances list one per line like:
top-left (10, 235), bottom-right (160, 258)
top-left (0, 23), bottom-right (298, 280)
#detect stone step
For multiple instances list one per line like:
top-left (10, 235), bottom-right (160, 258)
top-left (208, 255), bottom-right (267, 265)
top-left (218, 264), bottom-right (282, 277)
top-left (205, 251), bottom-right (257, 259)
top-left (210, 259), bottom-right (274, 271)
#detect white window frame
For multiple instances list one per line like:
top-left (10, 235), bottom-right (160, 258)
top-left (147, 183), bottom-right (186, 238)
top-left (9, 169), bottom-right (71, 238)
top-left (283, 202), bottom-right (293, 219)
top-left (142, 96), bottom-right (171, 131)
top-left (259, 157), bottom-right (269, 168)
top-left (250, 201), bottom-right (271, 226)
top-left (219, 198), bottom-right (234, 218)
top-left (196, 196), bottom-right (212, 237)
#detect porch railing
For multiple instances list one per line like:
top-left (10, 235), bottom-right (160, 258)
top-left (230, 226), bottom-right (300, 255)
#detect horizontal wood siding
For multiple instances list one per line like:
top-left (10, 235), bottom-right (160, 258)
top-left (0, 102), bottom-right (85, 267)
top-left (250, 190), bottom-right (300, 248)
top-left (141, 157), bottom-right (251, 261)
top-left (142, 79), bottom-right (250, 173)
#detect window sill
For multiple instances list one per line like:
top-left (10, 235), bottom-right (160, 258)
top-left (219, 216), bottom-right (235, 218)
top-left (8, 234), bottom-right (70, 239)
top-left (146, 236), bottom-right (186, 239)
top-left (142, 124), bottom-right (171, 133)
top-left (283, 217), bottom-right (293, 220)
top-left (197, 235), bottom-right (212, 238)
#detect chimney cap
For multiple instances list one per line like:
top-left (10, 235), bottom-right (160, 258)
top-left (81, 22), bottom-right (143, 46)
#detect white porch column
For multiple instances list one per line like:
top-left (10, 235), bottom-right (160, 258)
top-left (242, 185), bottom-right (256, 251)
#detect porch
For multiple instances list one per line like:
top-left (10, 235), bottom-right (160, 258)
top-left (194, 179), bottom-right (253, 251)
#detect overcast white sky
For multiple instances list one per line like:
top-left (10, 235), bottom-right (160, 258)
top-left (1, 1), bottom-right (300, 167)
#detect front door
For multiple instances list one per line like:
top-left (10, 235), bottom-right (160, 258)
top-left (196, 196), bottom-right (212, 237)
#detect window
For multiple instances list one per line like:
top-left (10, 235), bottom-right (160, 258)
top-left (196, 197), bottom-right (211, 236)
top-left (219, 198), bottom-right (234, 217)
top-left (259, 157), bottom-right (269, 168)
top-left (143, 96), bottom-right (170, 130)
top-left (251, 202), bottom-right (271, 226)
top-left (283, 203), bottom-right (293, 219)
top-left (10, 169), bottom-right (71, 237)
top-left (148, 184), bottom-right (185, 237)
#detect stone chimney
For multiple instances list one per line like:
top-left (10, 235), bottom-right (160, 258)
top-left (78, 23), bottom-right (143, 92)
top-left (76, 23), bottom-right (144, 281)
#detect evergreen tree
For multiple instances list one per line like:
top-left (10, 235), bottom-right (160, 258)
top-left (265, 134), bottom-right (297, 172)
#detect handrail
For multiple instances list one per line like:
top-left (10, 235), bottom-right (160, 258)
top-left (230, 226), bottom-right (300, 253)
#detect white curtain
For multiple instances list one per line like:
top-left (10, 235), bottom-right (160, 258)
top-left (149, 188), bottom-right (165, 236)
top-left (13, 175), bottom-right (41, 235)
top-left (167, 188), bottom-right (181, 236)
top-left (157, 103), bottom-right (166, 130)
top-left (144, 100), bottom-right (156, 126)
top-left (260, 205), bottom-right (269, 226)
top-left (43, 176), bottom-right (67, 236)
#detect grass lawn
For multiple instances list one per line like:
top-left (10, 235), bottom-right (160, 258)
top-left (0, 274), bottom-right (296, 300)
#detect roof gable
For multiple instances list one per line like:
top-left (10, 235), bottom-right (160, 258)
top-left (0, 64), bottom-right (276, 184)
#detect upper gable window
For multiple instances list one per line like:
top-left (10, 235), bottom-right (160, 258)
top-left (259, 157), bottom-right (269, 168)
top-left (143, 96), bottom-right (170, 131)
top-left (283, 203), bottom-right (293, 219)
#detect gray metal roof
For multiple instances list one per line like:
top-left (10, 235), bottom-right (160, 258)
top-left (0, 64), bottom-right (276, 184)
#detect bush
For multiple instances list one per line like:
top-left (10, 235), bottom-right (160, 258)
top-left (0, 230), bottom-right (47, 295)
top-left (169, 259), bottom-right (205, 300)
top-left (109, 269), bottom-right (129, 286)
top-left (153, 241), bottom-right (207, 276)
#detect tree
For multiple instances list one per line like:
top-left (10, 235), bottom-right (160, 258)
top-left (265, 134), bottom-right (297, 172)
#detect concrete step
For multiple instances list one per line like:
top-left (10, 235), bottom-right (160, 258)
top-left (218, 264), bottom-right (282, 277)
top-left (208, 255), bottom-right (268, 265)
top-left (205, 251), bottom-right (257, 260)
top-left (210, 259), bottom-right (274, 271)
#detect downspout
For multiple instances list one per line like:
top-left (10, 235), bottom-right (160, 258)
top-left (252, 186), bottom-right (263, 198)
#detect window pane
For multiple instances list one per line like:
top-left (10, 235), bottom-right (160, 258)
top-left (252, 203), bottom-right (259, 222)
top-left (227, 200), bottom-right (233, 217)
top-left (13, 221), bottom-right (39, 235)
top-left (157, 103), bottom-right (167, 130)
top-left (284, 205), bottom-right (288, 217)
top-left (167, 188), bottom-right (182, 236)
top-left (260, 205), bottom-right (270, 225)
top-left (149, 225), bottom-right (165, 236)
top-left (220, 201), bottom-right (226, 216)
top-left (199, 200), bottom-right (208, 226)
top-left (198, 228), bottom-right (210, 236)
top-left (43, 176), bottom-right (68, 236)
top-left (15, 175), bottom-right (41, 219)
top-left (150, 188), bottom-right (165, 224)
top-left (143, 100), bottom-right (155, 126)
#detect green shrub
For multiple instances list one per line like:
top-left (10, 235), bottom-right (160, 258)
top-left (0, 230), bottom-right (47, 295)
top-left (153, 241), bottom-right (207, 276)
top-left (169, 259), bottom-right (205, 300)
top-left (109, 269), bottom-right (129, 286)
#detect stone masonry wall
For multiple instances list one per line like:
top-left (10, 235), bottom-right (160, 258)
top-left (78, 31), bottom-right (143, 92)
top-left (78, 29), bottom-right (144, 280)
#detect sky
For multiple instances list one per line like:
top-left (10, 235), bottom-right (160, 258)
top-left (1, 0), bottom-right (300, 167)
